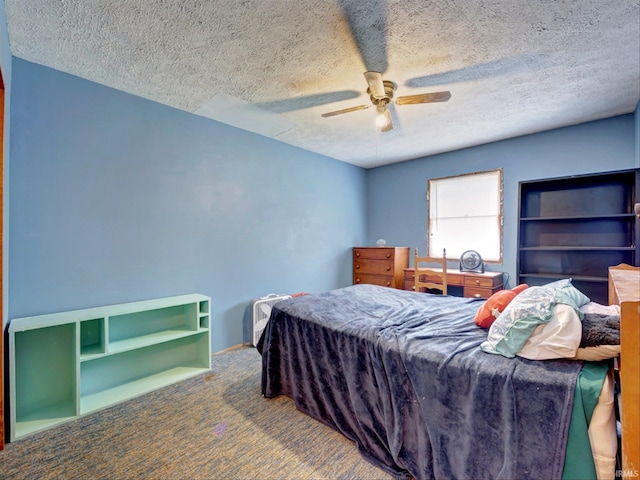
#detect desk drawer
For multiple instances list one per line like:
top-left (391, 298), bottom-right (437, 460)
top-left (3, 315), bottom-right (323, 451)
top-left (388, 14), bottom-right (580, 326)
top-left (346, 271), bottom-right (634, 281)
top-left (404, 282), bottom-right (445, 294)
top-left (464, 276), bottom-right (500, 288)
top-left (404, 269), bottom-right (463, 286)
top-left (464, 286), bottom-right (499, 299)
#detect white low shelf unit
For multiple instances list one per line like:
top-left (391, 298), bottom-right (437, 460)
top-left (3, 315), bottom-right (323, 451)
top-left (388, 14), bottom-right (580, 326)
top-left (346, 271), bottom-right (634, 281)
top-left (9, 293), bottom-right (211, 441)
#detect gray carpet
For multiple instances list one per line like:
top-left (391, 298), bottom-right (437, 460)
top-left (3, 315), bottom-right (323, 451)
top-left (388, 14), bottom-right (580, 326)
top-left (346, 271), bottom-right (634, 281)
top-left (0, 346), bottom-right (390, 480)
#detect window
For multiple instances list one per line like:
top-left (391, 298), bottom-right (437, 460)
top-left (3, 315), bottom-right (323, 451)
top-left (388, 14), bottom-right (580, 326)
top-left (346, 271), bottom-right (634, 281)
top-left (427, 169), bottom-right (503, 262)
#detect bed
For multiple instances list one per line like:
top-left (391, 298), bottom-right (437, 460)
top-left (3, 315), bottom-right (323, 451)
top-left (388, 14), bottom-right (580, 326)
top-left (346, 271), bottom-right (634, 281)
top-left (260, 267), bottom-right (639, 480)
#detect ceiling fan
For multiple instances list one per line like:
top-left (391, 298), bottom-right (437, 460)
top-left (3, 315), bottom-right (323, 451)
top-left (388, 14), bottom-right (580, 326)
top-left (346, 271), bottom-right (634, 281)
top-left (321, 71), bottom-right (451, 132)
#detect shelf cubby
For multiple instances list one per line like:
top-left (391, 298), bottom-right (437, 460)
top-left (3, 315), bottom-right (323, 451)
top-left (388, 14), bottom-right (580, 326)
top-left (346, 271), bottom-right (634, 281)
top-left (9, 293), bottom-right (211, 441)
top-left (80, 318), bottom-right (106, 358)
top-left (198, 299), bottom-right (210, 329)
top-left (12, 323), bottom-right (77, 439)
top-left (80, 333), bottom-right (209, 413)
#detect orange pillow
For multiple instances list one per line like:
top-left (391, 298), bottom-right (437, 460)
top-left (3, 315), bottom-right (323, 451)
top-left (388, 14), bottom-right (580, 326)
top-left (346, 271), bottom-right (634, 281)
top-left (474, 284), bottom-right (529, 328)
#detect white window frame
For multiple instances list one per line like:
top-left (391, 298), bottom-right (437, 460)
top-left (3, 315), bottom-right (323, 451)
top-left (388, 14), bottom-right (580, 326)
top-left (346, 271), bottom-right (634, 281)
top-left (427, 169), bottom-right (503, 263)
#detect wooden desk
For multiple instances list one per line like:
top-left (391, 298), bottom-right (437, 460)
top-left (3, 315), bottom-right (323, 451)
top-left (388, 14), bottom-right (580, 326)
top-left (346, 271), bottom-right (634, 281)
top-left (404, 268), bottom-right (503, 299)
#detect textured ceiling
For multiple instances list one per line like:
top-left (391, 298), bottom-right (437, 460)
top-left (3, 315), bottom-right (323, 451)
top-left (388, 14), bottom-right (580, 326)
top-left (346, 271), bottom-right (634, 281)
top-left (5, 0), bottom-right (640, 168)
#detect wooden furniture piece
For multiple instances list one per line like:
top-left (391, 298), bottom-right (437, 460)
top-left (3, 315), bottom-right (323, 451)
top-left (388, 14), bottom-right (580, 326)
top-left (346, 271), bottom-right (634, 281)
top-left (414, 248), bottom-right (447, 295)
top-left (404, 268), bottom-right (503, 299)
top-left (518, 169), bottom-right (639, 305)
top-left (353, 247), bottom-right (409, 289)
top-left (608, 264), bottom-right (640, 479)
top-left (8, 293), bottom-right (211, 441)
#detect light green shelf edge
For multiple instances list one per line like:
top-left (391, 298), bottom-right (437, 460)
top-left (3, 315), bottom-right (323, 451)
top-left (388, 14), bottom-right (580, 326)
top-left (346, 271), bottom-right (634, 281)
top-left (80, 364), bottom-right (209, 414)
top-left (9, 294), bottom-right (211, 332)
top-left (80, 328), bottom-right (201, 361)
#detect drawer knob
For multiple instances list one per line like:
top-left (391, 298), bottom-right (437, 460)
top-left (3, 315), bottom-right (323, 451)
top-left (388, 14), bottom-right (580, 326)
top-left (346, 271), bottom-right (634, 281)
top-left (412, 286), bottom-right (415, 291)
top-left (356, 252), bottom-right (360, 257)
top-left (474, 293), bottom-right (482, 298)
top-left (386, 266), bottom-right (391, 271)
top-left (475, 280), bottom-right (480, 285)
top-left (386, 253), bottom-right (391, 258)
top-left (355, 264), bottom-right (360, 269)
top-left (356, 278), bottom-right (361, 283)
top-left (386, 281), bottom-right (391, 286)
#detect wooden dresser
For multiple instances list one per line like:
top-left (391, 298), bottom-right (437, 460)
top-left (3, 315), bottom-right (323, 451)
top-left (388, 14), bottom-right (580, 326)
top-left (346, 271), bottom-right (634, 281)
top-left (403, 268), bottom-right (503, 299)
top-left (353, 247), bottom-right (409, 289)
top-left (609, 264), bottom-right (640, 479)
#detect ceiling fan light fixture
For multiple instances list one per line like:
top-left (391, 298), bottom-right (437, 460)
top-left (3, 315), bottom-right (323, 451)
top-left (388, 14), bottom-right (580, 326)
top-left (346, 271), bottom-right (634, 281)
top-left (376, 105), bottom-right (393, 132)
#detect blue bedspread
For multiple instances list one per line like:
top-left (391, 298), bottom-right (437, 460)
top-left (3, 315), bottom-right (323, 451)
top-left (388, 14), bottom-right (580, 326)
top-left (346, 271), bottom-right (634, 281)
top-left (260, 284), bottom-right (584, 480)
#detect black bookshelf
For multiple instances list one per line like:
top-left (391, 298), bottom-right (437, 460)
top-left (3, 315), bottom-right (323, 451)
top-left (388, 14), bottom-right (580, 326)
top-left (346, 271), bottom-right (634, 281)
top-left (517, 169), bottom-right (639, 304)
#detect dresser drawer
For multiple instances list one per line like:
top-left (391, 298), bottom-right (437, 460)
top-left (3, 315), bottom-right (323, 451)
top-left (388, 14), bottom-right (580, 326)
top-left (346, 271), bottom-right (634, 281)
top-left (353, 248), bottom-right (396, 260)
top-left (354, 259), bottom-right (394, 275)
top-left (354, 273), bottom-right (394, 288)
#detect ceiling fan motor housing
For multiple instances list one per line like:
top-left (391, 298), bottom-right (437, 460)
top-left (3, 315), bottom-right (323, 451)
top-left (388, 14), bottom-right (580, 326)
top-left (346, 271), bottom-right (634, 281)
top-left (368, 80), bottom-right (396, 106)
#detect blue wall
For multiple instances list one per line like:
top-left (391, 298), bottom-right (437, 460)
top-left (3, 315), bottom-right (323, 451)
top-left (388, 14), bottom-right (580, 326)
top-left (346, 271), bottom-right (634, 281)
top-left (635, 101), bottom-right (640, 167)
top-left (1, 0), bottom-right (11, 328)
top-left (366, 115), bottom-right (638, 287)
top-left (9, 58), bottom-right (367, 352)
top-left (7, 57), bottom-right (639, 352)
top-left (0, 1), bottom-right (9, 80)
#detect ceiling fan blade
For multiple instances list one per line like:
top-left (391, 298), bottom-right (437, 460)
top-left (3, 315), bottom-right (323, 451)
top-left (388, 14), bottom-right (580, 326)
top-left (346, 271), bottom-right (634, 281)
top-left (395, 91), bottom-right (452, 106)
top-left (321, 104), bottom-right (370, 118)
top-left (255, 90), bottom-right (362, 113)
top-left (364, 71), bottom-right (386, 98)
top-left (338, 0), bottom-right (388, 73)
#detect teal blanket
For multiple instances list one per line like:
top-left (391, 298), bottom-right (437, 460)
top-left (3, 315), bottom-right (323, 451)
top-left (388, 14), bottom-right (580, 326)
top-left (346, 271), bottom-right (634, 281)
top-left (563, 361), bottom-right (610, 480)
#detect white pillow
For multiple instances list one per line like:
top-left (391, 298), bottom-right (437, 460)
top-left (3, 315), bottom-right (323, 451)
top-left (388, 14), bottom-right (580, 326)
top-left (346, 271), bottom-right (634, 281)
top-left (579, 302), bottom-right (620, 316)
top-left (481, 279), bottom-right (589, 358)
top-left (517, 304), bottom-right (582, 360)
